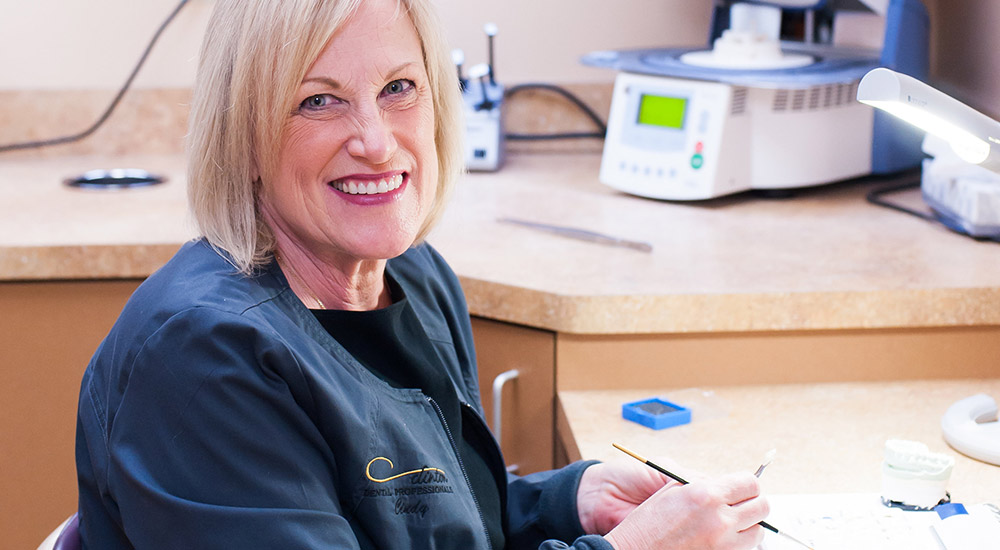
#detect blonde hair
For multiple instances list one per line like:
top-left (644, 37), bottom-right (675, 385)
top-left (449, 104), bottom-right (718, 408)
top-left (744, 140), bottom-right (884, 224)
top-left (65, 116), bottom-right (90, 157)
top-left (187, 0), bottom-right (463, 274)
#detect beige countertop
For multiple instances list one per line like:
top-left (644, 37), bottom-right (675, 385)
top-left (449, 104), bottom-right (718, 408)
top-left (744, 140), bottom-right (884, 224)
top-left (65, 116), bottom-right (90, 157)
top-left (558, 379), bottom-right (1000, 505)
top-left (433, 154), bottom-right (1000, 334)
top-left (0, 154), bottom-right (193, 279)
top-left (3, 151), bottom-right (1000, 333)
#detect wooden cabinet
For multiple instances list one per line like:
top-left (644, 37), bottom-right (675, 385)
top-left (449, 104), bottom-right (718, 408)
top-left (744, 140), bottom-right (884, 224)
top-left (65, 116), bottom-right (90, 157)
top-left (470, 318), bottom-right (556, 475)
top-left (1, 279), bottom-right (141, 550)
top-left (554, 327), bottom-right (1000, 391)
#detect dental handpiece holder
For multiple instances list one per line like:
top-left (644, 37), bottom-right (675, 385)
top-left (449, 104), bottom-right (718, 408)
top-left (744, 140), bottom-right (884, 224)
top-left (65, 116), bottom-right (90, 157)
top-left (463, 62), bottom-right (505, 172)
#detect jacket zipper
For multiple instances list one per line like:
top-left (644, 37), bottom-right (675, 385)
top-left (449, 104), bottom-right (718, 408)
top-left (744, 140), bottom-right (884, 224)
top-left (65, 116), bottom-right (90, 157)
top-left (425, 396), bottom-right (491, 545)
top-left (460, 401), bottom-right (510, 532)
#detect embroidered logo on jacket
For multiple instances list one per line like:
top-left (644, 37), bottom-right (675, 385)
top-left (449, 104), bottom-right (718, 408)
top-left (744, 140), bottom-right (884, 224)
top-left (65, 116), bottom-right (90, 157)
top-left (363, 456), bottom-right (454, 518)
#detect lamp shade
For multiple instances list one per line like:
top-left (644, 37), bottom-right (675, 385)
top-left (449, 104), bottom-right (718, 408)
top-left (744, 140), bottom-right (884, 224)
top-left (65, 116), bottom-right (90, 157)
top-left (857, 67), bottom-right (1000, 174)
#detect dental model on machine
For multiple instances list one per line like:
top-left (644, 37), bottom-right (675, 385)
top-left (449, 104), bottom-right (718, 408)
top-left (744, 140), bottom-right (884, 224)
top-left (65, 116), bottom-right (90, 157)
top-left (583, 0), bottom-right (929, 200)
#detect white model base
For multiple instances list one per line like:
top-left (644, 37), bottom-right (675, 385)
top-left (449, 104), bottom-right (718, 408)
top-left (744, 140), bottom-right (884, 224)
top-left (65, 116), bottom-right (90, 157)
top-left (880, 439), bottom-right (954, 509)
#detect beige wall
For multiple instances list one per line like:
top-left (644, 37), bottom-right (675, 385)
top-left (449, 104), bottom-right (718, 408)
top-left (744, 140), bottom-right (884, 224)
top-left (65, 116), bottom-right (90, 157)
top-left (1, 1), bottom-right (997, 116)
top-left (924, 0), bottom-right (1000, 117)
top-left (0, 0), bottom-right (710, 90)
top-left (0, 0), bottom-right (213, 90)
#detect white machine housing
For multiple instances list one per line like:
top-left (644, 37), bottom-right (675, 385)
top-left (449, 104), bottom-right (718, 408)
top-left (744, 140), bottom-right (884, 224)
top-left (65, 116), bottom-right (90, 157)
top-left (600, 71), bottom-right (875, 201)
top-left (463, 78), bottom-right (505, 172)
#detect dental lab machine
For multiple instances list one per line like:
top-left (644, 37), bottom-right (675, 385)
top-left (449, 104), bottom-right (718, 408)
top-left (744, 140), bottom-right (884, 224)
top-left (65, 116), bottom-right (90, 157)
top-left (583, 0), bottom-right (929, 200)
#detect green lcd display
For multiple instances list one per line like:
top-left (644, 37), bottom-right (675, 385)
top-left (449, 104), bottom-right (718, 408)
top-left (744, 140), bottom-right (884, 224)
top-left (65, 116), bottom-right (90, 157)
top-left (637, 94), bottom-right (687, 129)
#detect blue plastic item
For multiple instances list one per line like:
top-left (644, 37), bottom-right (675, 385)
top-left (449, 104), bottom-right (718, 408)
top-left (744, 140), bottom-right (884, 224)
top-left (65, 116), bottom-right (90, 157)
top-left (622, 398), bottom-right (692, 430)
top-left (935, 502), bottom-right (968, 520)
top-left (871, 0), bottom-right (930, 174)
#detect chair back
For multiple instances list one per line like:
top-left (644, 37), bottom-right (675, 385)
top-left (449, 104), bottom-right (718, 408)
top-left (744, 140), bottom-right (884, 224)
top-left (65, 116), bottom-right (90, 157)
top-left (36, 513), bottom-right (80, 550)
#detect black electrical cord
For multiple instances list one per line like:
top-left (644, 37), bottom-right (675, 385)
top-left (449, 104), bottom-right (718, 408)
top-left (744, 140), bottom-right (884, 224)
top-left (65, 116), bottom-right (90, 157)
top-left (0, 0), bottom-right (190, 154)
top-left (865, 177), bottom-right (937, 222)
top-left (867, 176), bottom-right (1000, 243)
top-left (503, 83), bottom-right (607, 141)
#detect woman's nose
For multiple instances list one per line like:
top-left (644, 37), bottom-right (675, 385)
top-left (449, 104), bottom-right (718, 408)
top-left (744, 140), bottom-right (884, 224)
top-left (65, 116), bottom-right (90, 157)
top-left (346, 108), bottom-right (398, 165)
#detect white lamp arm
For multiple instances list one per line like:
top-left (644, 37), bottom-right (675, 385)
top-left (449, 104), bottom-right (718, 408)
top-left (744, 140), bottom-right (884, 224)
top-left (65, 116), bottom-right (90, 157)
top-left (857, 67), bottom-right (1000, 174)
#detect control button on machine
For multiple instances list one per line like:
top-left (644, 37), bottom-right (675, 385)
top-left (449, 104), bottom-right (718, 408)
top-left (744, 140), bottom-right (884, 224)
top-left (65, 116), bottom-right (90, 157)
top-left (690, 154), bottom-right (704, 170)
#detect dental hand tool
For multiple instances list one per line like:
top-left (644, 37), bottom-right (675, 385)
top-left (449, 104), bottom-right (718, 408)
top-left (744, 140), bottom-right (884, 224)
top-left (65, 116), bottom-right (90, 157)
top-left (497, 217), bottom-right (653, 253)
top-left (755, 448), bottom-right (777, 477)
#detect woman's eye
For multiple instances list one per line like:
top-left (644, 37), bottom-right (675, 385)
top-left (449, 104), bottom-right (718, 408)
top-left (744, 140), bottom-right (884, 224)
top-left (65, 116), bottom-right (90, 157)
top-left (382, 79), bottom-right (414, 96)
top-left (300, 94), bottom-right (337, 111)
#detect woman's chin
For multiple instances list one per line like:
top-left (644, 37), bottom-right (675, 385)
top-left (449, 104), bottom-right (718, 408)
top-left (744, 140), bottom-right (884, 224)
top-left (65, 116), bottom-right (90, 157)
top-left (341, 235), bottom-right (418, 262)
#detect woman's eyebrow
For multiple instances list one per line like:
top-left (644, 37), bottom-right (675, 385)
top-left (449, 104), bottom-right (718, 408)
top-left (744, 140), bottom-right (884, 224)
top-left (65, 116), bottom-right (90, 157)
top-left (300, 62), bottom-right (419, 88)
top-left (301, 76), bottom-right (341, 89)
top-left (384, 61), bottom-right (419, 78)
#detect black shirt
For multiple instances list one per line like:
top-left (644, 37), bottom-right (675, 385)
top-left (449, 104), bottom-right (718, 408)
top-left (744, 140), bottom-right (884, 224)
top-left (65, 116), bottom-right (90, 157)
top-left (313, 278), bottom-right (505, 550)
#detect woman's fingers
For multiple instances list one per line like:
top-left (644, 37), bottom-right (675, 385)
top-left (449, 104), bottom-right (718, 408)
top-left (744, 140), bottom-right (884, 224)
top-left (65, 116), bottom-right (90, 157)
top-left (716, 472), bottom-right (763, 506)
top-left (602, 468), bottom-right (772, 550)
top-left (729, 487), bottom-right (771, 531)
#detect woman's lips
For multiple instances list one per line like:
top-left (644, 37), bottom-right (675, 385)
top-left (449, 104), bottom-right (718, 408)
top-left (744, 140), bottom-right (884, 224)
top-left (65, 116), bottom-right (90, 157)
top-left (329, 173), bottom-right (405, 195)
top-left (327, 172), bottom-right (408, 204)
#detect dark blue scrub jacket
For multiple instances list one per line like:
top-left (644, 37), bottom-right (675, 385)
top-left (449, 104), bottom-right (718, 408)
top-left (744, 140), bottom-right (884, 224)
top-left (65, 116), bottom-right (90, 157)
top-left (76, 239), bottom-right (611, 549)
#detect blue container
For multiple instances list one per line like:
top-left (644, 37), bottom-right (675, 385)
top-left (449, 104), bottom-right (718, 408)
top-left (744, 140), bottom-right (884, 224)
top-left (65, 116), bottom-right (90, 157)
top-left (622, 398), bottom-right (691, 430)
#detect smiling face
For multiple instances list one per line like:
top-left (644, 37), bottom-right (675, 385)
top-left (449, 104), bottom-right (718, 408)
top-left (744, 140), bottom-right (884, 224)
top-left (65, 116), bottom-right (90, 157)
top-left (259, 0), bottom-right (438, 267)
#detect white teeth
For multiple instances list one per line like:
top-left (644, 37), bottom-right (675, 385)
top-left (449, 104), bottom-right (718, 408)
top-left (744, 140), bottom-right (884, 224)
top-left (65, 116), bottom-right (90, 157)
top-left (332, 174), bottom-right (405, 195)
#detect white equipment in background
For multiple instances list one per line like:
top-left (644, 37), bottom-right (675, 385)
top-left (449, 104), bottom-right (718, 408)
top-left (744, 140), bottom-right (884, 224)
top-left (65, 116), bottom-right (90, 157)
top-left (583, 0), bottom-right (928, 200)
top-left (457, 23), bottom-right (505, 172)
top-left (463, 62), bottom-right (504, 172)
top-left (941, 394), bottom-right (1000, 467)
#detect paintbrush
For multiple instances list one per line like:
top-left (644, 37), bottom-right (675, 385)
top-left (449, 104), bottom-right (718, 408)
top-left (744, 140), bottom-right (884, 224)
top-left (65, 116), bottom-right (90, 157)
top-left (613, 443), bottom-right (815, 550)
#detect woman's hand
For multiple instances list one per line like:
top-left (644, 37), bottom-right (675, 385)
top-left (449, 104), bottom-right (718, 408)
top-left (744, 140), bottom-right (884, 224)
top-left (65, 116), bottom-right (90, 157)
top-left (576, 459), bottom-right (683, 535)
top-left (577, 461), bottom-right (769, 550)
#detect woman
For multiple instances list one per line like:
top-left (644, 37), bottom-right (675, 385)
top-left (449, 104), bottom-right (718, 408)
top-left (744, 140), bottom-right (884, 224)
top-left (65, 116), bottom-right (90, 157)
top-left (75, 0), bottom-right (769, 548)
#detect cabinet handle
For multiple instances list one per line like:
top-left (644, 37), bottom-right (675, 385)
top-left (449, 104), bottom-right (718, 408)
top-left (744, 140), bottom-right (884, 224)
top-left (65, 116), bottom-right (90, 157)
top-left (492, 369), bottom-right (520, 475)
